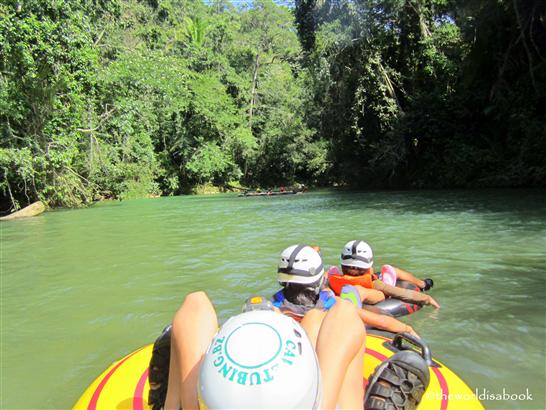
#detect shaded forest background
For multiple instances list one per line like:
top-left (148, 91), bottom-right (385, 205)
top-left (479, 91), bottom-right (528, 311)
top-left (1, 0), bottom-right (545, 211)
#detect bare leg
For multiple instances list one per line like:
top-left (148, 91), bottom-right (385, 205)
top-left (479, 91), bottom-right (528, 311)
top-left (356, 285), bottom-right (385, 304)
top-left (164, 291), bottom-right (218, 410)
top-left (394, 266), bottom-right (425, 288)
top-left (301, 300), bottom-right (366, 410)
top-left (300, 308), bottom-right (327, 348)
top-left (337, 338), bottom-right (366, 410)
top-left (164, 334), bottom-right (180, 408)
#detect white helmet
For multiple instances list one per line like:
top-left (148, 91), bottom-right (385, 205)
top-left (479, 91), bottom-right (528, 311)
top-left (340, 240), bottom-right (374, 269)
top-left (277, 244), bottom-right (324, 286)
top-left (198, 310), bottom-right (322, 409)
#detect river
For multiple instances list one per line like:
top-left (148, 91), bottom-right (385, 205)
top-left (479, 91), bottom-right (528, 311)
top-left (1, 189), bottom-right (545, 409)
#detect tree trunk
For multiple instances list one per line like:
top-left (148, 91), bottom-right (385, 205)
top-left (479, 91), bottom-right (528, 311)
top-left (249, 53), bottom-right (260, 127)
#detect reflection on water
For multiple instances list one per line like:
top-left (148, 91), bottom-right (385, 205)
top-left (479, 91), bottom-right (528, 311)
top-left (1, 189), bottom-right (545, 409)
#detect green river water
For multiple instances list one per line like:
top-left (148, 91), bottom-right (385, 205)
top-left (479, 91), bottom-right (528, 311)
top-left (1, 189), bottom-right (545, 409)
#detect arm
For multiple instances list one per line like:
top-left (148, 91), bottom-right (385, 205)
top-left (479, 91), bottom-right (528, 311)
top-left (355, 308), bottom-right (420, 339)
top-left (373, 280), bottom-right (440, 308)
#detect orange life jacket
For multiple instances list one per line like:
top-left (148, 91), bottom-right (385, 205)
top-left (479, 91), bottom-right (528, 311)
top-left (328, 271), bottom-right (377, 295)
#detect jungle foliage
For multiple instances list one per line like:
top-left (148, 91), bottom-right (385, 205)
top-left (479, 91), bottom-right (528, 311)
top-left (295, 0), bottom-right (545, 188)
top-left (1, 0), bottom-right (544, 211)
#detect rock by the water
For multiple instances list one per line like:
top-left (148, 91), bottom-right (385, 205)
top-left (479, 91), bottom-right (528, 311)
top-left (0, 201), bottom-right (46, 221)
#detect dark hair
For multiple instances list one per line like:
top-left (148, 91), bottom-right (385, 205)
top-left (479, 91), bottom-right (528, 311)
top-left (282, 282), bottom-right (321, 307)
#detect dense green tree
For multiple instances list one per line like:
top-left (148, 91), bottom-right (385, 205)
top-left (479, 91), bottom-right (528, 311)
top-left (449, 0), bottom-right (546, 186)
top-left (1, 0), bottom-right (544, 213)
top-left (1, 0), bottom-right (318, 212)
top-left (295, 0), bottom-right (545, 188)
top-left (0, 0), bottom-right (115, 208)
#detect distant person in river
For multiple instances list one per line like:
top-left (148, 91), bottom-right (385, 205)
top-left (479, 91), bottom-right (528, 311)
top-left (150, 290), bottom-right (430, 410)
top-left (328, 240), bottom-right (440, 308)
top-left (271, 244), bottom-right (421, 338)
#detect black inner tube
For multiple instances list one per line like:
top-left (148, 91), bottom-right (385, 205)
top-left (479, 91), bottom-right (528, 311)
top-left (372, 280), bottom-right (423, 318)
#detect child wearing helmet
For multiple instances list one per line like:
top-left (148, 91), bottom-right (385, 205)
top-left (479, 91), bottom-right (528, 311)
top-left (329, 240), bottom-right (440, 309)
top-left (271, 244), bottom-right (421, 338)
top-left (157, 291), bottom-right (429, 410)
top-left (272, 244), bottom-right (337, 321)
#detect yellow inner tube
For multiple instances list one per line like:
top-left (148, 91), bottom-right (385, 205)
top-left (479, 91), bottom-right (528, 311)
top-left (74, 334), bottom-right (483, 410)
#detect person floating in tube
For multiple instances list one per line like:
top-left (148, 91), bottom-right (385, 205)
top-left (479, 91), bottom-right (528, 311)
top-left (327, 240), bottom-right (440, 308)
top-left (271, 244), bottom-right (421, 338)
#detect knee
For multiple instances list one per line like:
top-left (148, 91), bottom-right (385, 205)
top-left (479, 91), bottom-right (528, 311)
top-left (333, 297), bottom-right (358, 318)
top-left (184, 291), bottom-right (210, 307)
top-left (360, 288), bottom-right (385, 304)
top-left (372, 290), bottom-right (386, 303)
top-left (331, 301), bottom-right (364, 336)
top-left (174, 291), bottom-right (212, 321)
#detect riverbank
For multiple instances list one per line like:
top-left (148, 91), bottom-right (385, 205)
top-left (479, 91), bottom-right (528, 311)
top-left (3, 185), bottom-right (545, 220)
top-left (0, 182), bottom-right (304, 217)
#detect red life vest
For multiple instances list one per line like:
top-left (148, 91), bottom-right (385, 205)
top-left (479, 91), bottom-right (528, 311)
top-left (328, 268), bottom-right (378, 295)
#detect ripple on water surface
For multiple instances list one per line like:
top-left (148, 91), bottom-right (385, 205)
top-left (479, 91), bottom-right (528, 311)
top-left (1, 189), bottom-right (545, 409)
